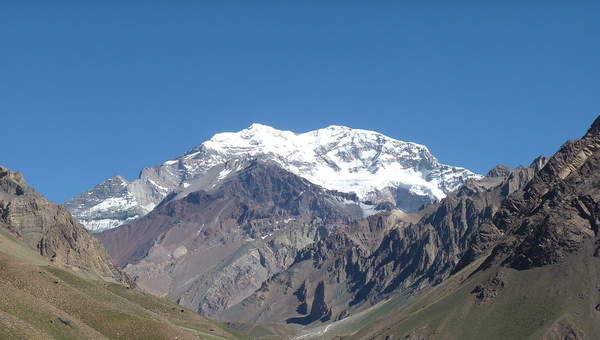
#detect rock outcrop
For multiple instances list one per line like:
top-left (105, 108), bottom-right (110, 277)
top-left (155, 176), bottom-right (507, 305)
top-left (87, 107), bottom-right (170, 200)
top-left (0, 166), bottom-right (129, 283)
top-left (474, 116), bottom-right (600, 271)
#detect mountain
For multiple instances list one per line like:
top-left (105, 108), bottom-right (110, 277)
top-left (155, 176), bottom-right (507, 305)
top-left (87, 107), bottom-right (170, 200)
top-left (218, 157), bottom-right (544, 326)
top-left (6, 115), bottom-right (598, 340)
top-left (97, 160), bottom-right (368, 317)
top-left (89, 123), bottom-right (543, 331)
top-left (0, 165), bottom-right (127, 282)
top-left (94, 152), bottom-right (537, 328)
top-left (0, 165), bottom-right (244, 339)
top-left (308, 116), bottom-right (600, 339)
top-left (65, 124), bottom-right (481, 232)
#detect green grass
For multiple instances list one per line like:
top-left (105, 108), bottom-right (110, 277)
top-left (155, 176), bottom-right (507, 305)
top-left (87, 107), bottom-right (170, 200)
top-left (380, 271), bottom-right (561, 339)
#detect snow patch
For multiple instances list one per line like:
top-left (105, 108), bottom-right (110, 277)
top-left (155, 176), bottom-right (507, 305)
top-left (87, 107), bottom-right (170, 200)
top-left (217, 168), bottom-right (232, 180)
top-left (360, 203), bottom-right (378, 217)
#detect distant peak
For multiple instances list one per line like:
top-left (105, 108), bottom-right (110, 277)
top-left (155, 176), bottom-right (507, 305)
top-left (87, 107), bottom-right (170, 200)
top-left (486, 165), bottom-right (513, 178)
top-left (530, 156), bottom-right (548, 172)
top-left (107, 175), bottom-right (128, 184)
top-left (239, 123), bottom-right (294, 137)
top-left (325, 124), bottom-right (352, 130)
top-left (247, 123), bottom-right (272, 130)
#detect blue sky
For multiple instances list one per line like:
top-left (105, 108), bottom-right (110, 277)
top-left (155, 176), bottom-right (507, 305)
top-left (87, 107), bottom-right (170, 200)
top-left (2, 2), bottom-right (598, 203)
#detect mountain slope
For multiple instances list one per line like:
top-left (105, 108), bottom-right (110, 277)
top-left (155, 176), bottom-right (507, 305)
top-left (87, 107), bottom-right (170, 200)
top-left (0, 166), bottom-right (244, 340)
top-left (66, 124), bottom-right (480, 232)
top-left (343, 116), bottom-right (600, 340)
top-left (0, 166), bottom-right (127, 282)
top-left (0, 233), bottom-right (246, 340)
top-left (97, 160), bottom-right (366, 317)
top-left (220, 158), bottom-right (543, 326)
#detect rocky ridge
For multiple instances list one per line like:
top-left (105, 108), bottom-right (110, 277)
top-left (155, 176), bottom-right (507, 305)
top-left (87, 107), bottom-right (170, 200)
top-left (475, 116), bottom-right (600, 271)
top-left (218, 156), bottom-right (544, 325)
top-left (351, 116), bottom-right (600, 340)
top-left (0, 165), bottom-right (129, 283)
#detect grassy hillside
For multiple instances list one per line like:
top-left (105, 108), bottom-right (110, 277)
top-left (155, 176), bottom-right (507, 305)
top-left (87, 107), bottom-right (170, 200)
top-left (0, 229), bottom-right (246, 340)
top-left (281, 245), bottom-right (598, 340)
top-left (348, 246), bottom-right (600, 340)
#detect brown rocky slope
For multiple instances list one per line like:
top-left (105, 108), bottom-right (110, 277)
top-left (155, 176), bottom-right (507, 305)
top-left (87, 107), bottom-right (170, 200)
top-left (348, 116), bottom-right (600, 340)
top-left (0, 165), bottom-right (245, 339)
top-left (0, 165), bottom-right (128, 282)
top-left (219, 155), bottom-right (546, 326)
top-left (97, 160), bottom-right (366, 317)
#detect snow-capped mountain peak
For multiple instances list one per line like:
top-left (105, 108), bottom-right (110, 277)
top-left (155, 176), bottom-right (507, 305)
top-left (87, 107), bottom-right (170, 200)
top-left (185, 124), bottom-right (455, 198)
top-left (65, 124), bottom-right (482, 231)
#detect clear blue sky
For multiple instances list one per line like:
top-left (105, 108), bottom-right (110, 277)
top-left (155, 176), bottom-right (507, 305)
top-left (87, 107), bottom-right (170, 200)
top-left (2, 2), bottom-right (598, 203)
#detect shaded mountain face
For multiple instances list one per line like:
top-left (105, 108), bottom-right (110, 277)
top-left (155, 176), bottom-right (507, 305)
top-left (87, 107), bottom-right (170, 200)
top-left (486, 117), bottom-right (600, 270)
top-left (345, 117), bottom-right (600, 340)
top-left (66, 124), bottom-right (480, 232)
top-left (0, 166), bottom-right (128, 283)
top-left (218, 157), bottom-right (545, 326)
top-left (97, 160), bottom-right (368, 316)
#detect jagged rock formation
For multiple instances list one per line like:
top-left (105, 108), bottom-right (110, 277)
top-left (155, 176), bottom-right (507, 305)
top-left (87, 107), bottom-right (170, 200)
top-left (66, 124), bottom-right (480, 231)
top-left (219, 158), bottom-right (544, 325)
top-left (347, 116), bottom-right (600, 340)
top-left (218, 211), bottom-right (405, 324)
top-left (97, 160), bottom-right (367, 316)
top-left (475, 115), bottom-right (600, 271)
top-left (0, 166), bottom-right (129, 283)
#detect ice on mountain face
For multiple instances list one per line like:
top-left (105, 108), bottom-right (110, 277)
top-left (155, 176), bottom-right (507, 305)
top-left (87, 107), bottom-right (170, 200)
top-left (217, 169), bottom-right (232, 180)
top-left (83, 217), bottom-right (139, 232)
top-left (87, 196), bottom-right (135, 213)
top-left (360, 202), bottom-right (379, 218)
top-left (180, 124), bottom-right (479, 202)
top-left (65, 123), bottom-right (481, 231)
top-left (63, 175), bottom-right (159, 232)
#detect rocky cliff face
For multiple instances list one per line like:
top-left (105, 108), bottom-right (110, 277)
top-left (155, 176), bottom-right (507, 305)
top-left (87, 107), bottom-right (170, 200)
top-left (97, 160), bottom-right (367, 316)
top-left (0, 166), bottom-right (129, 283)
top-left (218, 211), bottom-right (406, 324)
top-left (66, 124), bottom-right (480, 232)
top-left (472, 116), bottom-right (600, 272)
